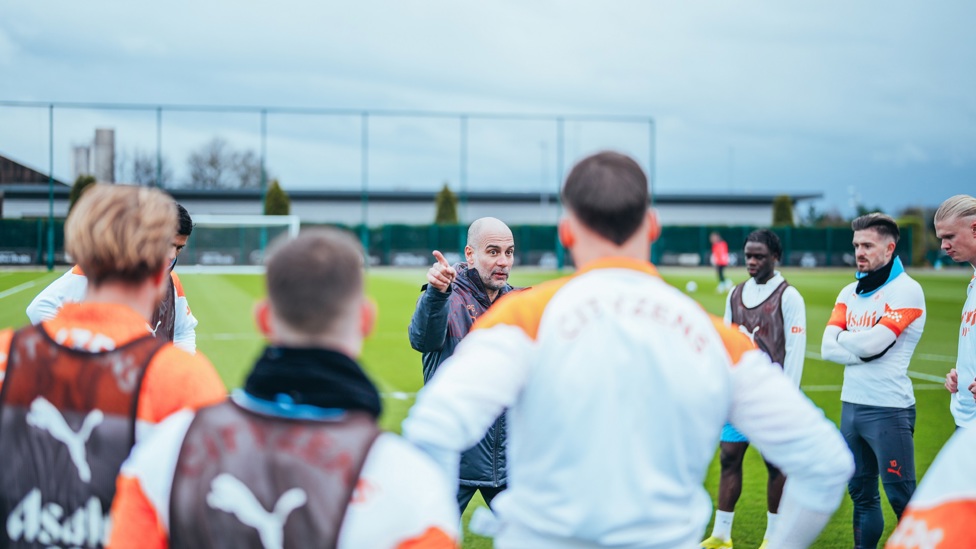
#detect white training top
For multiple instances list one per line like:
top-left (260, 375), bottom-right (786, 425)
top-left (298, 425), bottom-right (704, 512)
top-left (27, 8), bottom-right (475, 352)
top-left (403, 258), bottom-right (853, 549)
top-left (949, 269), bottom-right (976, 427)
top-left (25, 267), bottom-right (198, 353)
top-left (724, 272), bottom-right (807, 387)
top-left (821, 271), bottom-right (926, 408)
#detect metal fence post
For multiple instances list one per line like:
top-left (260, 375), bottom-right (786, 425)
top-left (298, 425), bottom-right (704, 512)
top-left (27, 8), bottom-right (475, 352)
top-left (360, 112), bottom-right (370, 255)
top-left (459, 116), bottom-right (468, 254)
top-left (555, 117), bottom-right (565, 269)
top-left (47, 104), bottom-right (55, 271)
top-left (259, 109), bottom-right (268, 251)
top-left (155, 106), bottom-right (162, 188)
top-left (826, 227), bottom-right (833, 267)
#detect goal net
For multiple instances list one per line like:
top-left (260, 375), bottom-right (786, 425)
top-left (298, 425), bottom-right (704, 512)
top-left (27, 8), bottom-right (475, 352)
top-left (178, 215), bottom-right (300, 273)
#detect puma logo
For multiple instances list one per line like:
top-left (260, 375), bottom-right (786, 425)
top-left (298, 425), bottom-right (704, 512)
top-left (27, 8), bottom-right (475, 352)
top-left (887, 459), bottom-right (902, 478)
top-left (737, 324), bottom-right (760, 344)
top-left (25, 397), bottom-right (103, 483)
top-left (206, 473), bottom-right (307, 549)
top-left (147, 320), bottom-right (162, 337)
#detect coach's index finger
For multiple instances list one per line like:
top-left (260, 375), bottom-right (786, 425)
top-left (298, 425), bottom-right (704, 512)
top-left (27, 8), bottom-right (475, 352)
top-left (432, 250), bottom-right (451, 269)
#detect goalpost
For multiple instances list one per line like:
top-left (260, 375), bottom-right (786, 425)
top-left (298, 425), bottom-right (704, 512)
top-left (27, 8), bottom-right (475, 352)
top-left (179, 214), bottom-right (301, 273)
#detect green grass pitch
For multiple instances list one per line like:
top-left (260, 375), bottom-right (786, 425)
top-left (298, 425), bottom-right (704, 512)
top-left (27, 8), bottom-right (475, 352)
top-left (0, 265), bottom-right (971, 548)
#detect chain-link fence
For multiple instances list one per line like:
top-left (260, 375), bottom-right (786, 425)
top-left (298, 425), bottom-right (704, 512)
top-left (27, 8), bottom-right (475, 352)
top-left (1, 219), bottom-right (931, 269)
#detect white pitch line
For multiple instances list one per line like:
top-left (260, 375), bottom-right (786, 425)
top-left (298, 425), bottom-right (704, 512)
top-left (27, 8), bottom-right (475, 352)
top-left (805, 350), bottom-right (959, 363)
top-left (916, 353), bottom-right (957, 363)
top-left (382, 391), bottom-right (417, 400)
top-left (908, 371), bottom-right (947, 383)
top-left (801, 385), bottom-right (844, 392)
top-left (0, 280), bottom-right (40, 300)
top-left (801, 383), bottom-right (945, 392)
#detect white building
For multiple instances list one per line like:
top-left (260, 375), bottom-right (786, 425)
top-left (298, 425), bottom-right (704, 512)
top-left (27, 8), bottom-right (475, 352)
top-left (0, 185), bottom-right (820, 227)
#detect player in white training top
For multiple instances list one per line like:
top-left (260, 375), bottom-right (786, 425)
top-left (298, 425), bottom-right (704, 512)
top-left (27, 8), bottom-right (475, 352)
top-left (933, 195), bottom-right (976, 429)
top-left (887, 197), bottom-right (976, 548)
top-left (821, 213), bottom-right (925, 549)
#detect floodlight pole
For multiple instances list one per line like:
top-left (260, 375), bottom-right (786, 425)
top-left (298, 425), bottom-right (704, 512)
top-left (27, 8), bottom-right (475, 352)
top-left (46, 104), bottom-right (54, 271)
top-left (154, 107), bottom-right (162, 188)
top-left (648, 118), bottom-right (657, 263)
top-left (259, 109), bottom-right (268, 251)
top-left (555, 117), bottom-right (565, 270)
top-left (459, 115), bottom-right (468, 254)
top-left (360, 112), bottom-right (369, 255)
top-left (648, 118), bottom-right (656, 203)
top-left (260, 109), bottom-right (268, 213)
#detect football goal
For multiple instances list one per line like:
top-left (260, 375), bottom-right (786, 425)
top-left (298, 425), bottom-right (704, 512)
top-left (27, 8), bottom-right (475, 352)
top-left (178, 214), bottom-right (300, 272)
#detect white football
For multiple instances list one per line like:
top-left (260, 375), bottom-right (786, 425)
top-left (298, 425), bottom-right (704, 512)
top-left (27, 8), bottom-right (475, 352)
top-left (685, 281), bottom-right (698, 293)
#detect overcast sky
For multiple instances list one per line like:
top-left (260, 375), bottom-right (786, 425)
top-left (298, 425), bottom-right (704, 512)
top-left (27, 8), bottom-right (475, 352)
top-left (1, 1), bottom-right (974, 218)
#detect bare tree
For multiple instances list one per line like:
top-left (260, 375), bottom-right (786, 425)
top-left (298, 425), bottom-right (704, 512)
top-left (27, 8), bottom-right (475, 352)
top-left (133, 150), bottom-right (172, 187)
top-left (115, 148), bottom-right (130, 183)
top-left (232, 149), bottom-right (263, 189)
top-left (186, 138), bottom-right (233, 189)
top-left (116, 148), bottom-right (174, 187)
top-left (185, 137), bottom-right (266, 189)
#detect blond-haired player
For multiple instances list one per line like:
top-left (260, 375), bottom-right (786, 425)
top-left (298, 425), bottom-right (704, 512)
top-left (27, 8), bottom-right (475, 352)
top-left (934, 195), bottom-right (976, 428)
top-left (886, 195), bottom-right (976, 548)
top-left (27, 203), bottom-right (198, 353)
top-left (0, 184), bottom-right (225, 547)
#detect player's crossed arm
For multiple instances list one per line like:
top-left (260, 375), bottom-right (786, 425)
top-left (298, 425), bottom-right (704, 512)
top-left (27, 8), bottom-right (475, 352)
top-left (427, 251), bottom-right (456, 293)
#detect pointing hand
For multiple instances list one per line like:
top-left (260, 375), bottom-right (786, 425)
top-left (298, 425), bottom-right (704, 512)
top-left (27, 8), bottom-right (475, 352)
top-left (427, 250), bottom-right (457, 293)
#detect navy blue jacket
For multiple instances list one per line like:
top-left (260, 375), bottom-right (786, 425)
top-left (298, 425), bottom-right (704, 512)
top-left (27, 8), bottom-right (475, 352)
top-left (407, 262), bottom-right (512, 487)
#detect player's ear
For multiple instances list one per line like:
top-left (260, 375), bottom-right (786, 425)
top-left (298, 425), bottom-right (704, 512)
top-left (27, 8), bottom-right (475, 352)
top-left (254, 298), bottom-right (273, 338)
top-left (464, 245), bottom-right (474, 264)
top-left (151, 266), bottom-right (169, 301)
top-left (360, 297), bottom-right (377, 339)
top-left (646, 208), bottom-right (661, 243)
top-left (558, 218), bottom-right (575, 249)
top-left (151, 265), bottom-right (167, 288)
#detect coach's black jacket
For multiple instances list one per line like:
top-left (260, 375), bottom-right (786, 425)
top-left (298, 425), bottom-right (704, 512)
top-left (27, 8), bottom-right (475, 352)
top-left (407, 262), bottom-right (513, 488)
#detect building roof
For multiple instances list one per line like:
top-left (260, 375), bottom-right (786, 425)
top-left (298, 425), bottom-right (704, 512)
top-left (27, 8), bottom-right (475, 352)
top-left (0, 153), bottom-right (68, 186)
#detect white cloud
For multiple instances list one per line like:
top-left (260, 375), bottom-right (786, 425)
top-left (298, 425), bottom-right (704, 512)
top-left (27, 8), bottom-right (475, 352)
top-left (872, 143), bottom-right (929, 166)
top-left (0, 28), bottom-right (16, 65)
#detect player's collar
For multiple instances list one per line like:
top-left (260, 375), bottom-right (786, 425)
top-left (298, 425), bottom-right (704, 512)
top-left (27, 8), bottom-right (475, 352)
top-left (855, 256), bottom-right (904, 297)
top-left (751, 271), bottom-right (783, 287)
top-left (244, 346), bottom-right (382, 418)
top-left (577, 257), bottom-right (659, 278)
